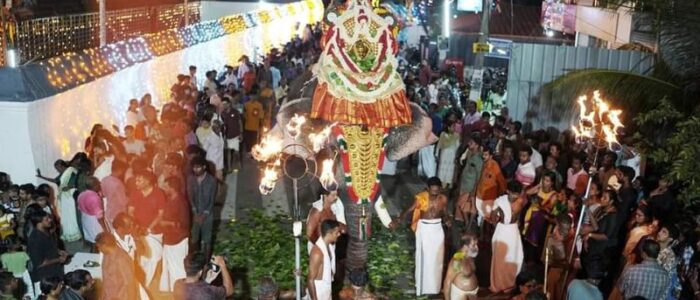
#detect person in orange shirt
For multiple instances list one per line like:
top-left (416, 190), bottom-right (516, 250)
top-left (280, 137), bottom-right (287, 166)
top-left (258, 80), bottom-right (276, 130)
top-left (475, 147), bottom-right (507, 221)
top-left (243, 95), bottom-right (264, 152)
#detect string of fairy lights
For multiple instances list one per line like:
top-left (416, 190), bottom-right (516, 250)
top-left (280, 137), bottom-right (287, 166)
top-left (40, 0), bottom-right (320, 90)
top-left (13, 3), bottom-right (201, 63)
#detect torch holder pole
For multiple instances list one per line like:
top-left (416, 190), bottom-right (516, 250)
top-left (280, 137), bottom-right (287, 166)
top-left (559, 146), bottom-right (600, 298)
top-left (293, 178), bottom-right (301, 300)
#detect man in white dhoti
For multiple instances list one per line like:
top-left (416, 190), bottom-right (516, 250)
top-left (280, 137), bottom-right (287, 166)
top-left (490, 181), bottom-right (525, 293)
top-left (397, 177), bottom-right (451, 296)
top-left (159, 177), bottom-right (190, 292)
top-left (307, 220), bottom-right (342, 300)
top-left (443, 233), bottom-right (480, 299)
top-left (306, 188), bottom-right (346, 255)
top-left (128, 171), bottom-right (166, 287)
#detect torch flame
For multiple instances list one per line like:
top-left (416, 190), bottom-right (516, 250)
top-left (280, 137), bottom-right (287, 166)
top-left (572, 90), bottom-right (624, 150)
top-left (286, 114), bottom-right (307, 140)
top-left (259, 166), bottom-right (279, 195)
top-left (319, 159), bottom-right (337, 191)
top-left (252, 135), bottom-right (283, 162)
top-left (309, 123), bottom-right (337, 153)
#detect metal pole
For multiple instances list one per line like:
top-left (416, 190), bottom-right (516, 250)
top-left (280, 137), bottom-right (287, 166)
top-left (184, 0), bottom-right (189, 26)
top-left (468, 0), bottom-right (491, 101)
top-left (293, 178), bottom-right (301, 300)
top-left (99, 0), bottom-right (106, 46)
top-left (559, 146), bottom-right (600, 297)
top-left (473, 0), bottom-right (491, 69)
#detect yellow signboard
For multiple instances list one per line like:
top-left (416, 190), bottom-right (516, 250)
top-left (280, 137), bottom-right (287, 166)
top-left (472, 43), bottom-right (491, 53)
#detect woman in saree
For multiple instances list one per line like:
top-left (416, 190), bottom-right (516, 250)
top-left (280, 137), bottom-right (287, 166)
top-left (608, 205), bottom-right (657, 300)
top-left (36, 159), bottom-right (82, 242)
top-left (522, 171), bottom-right (561, 263)
top-left (622, 205), bottom-right (657, 267)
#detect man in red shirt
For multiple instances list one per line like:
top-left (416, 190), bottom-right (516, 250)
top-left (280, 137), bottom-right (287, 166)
top-left (128, 171), bottom-right (166, 287)
top-left (159, 177), bottom-right (191, 292)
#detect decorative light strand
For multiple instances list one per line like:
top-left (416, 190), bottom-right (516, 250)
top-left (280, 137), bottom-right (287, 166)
top-left (41, 0), bottom-right (323, 89)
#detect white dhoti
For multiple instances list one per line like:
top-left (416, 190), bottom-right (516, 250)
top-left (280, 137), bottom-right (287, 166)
top-left (451, 283), bottom-right (478, 299)
top-left (415, 219), bottom-right (444, 295)
top-left (313, 280), bottom-right (332, 300)
top-left (140, 233), bottom-right (163, 286)
top-left (490, 195), bottom-right (523, 293)
top-left (418, 145), bottom-right (437, 178)
top-left (474, 197), bottom-right (495, 227)
top-left (58, 189), bottom-right (82, 242)
top-left (80, 213), bottom-right (103, 243)
top-left (160, 237), bottom-right (189, 292)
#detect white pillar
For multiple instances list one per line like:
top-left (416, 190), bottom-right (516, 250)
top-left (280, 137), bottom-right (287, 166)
top-left (99, 0), bottom-right (106, 46)
top-left (442, 0), bottom-right (450, 38)
top-left (184, 0), bottom-right (189, 26)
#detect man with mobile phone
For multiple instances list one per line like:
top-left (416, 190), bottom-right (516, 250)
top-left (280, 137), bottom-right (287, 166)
top-left (174, 253), bottom-right (234, 300)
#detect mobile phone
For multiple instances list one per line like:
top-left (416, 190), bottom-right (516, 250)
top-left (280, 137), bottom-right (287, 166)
top-left (209, 262), bottom-right (221, 273)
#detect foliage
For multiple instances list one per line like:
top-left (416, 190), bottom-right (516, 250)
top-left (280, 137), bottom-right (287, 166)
top-left (633, 98), bottom-right (700, 209)
top-left (214, 209), bottom-right (308, 298)
top-left (366, 216), bottom-right (427, 299)
top-left (538, 69), bottom-right (681, 123)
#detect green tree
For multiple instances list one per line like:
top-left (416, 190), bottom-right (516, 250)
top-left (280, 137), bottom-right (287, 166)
top-left (633, 98), bottom-right (700, 209)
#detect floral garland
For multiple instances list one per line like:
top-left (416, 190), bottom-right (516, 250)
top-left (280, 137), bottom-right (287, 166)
top-left (332, 125), bottom-right (388, 204)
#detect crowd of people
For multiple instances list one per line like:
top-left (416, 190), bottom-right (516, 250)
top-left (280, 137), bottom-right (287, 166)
top-left (0, 11), bottom-right (699, 300)
top-left (0, 23), bottom-right (323, 300)
top-left (388, 50), bottom-right (700, 300)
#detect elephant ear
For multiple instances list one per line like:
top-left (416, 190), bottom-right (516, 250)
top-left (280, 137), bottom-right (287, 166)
top-left (384, 103), bottom-right (437, 161)
top-left (285, 69), bottom-right (316, 103)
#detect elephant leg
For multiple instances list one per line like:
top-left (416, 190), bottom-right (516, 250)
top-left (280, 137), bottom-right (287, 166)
top-left (344, 202), bottom-right (374, 271)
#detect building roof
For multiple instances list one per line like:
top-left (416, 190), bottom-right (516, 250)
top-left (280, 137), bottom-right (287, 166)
top-left (452, 3), bottom-right (545, 38)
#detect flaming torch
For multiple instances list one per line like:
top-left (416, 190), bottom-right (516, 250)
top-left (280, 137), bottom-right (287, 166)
top-left (308, 123), bottom-right (337, 153)
top-left (286, 114), bottom-right (307, 140)
top-left (564, 90), bottom-right (624, 289)
top-left (319, 158), bottom-right (338, 192)
top-left (259, 166), bottom-right (280, 195)
top-left (253, 116), bottom-right (339, 300)
top-left (252, 135), bottom-right (283, 162)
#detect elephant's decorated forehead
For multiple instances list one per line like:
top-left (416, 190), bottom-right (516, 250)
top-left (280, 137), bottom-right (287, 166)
top-left (311, 0), bottom-right (412, 127)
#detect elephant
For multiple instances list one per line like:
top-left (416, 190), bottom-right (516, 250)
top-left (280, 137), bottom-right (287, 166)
top-left (265, 72), bottom-right (437, 270)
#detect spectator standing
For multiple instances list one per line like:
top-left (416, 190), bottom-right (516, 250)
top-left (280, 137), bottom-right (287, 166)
top-left (567, 254), bottom-right (605, 300)
top-left (243, 95), bottom-right (264, 152)
top-left (174, 253), bottom-right (234, 300)
top-left (38, 277), bottom-right (64, 300)
top-left (96, 233), bottom-right (138, 300)
top-left (123, 125), bottom-right (146, 156)
top-left (27, 211), bottom-right (67, 295)
top-left (60, 270), bottom-right (94, 300)
top-left (127, 171), bottom-right (165, 287)
top-left (618, 239), bottom-right (670, 300)
top-left (76, 177), bottom-right (107, 249)
top-left (188, 157), bottom-right (218, 257)
top-left (202, 120), bottom-right (225, 181)
top-left (1, 243), bottom-right (30, 299)
top-left (100, 160), bottom-right (129, 224)
top-left (221, 98), bottom-right (242, 172)
top-left (0, 271), bottom-right (18, 300)
top-left (159, 177), bottom-right (191, 292)
top-left (126, 99), bottom-right (140, 127)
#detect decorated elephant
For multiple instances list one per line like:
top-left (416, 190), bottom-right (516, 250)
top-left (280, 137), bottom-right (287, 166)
top-left (257, 0), bottom-right (435, 271)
